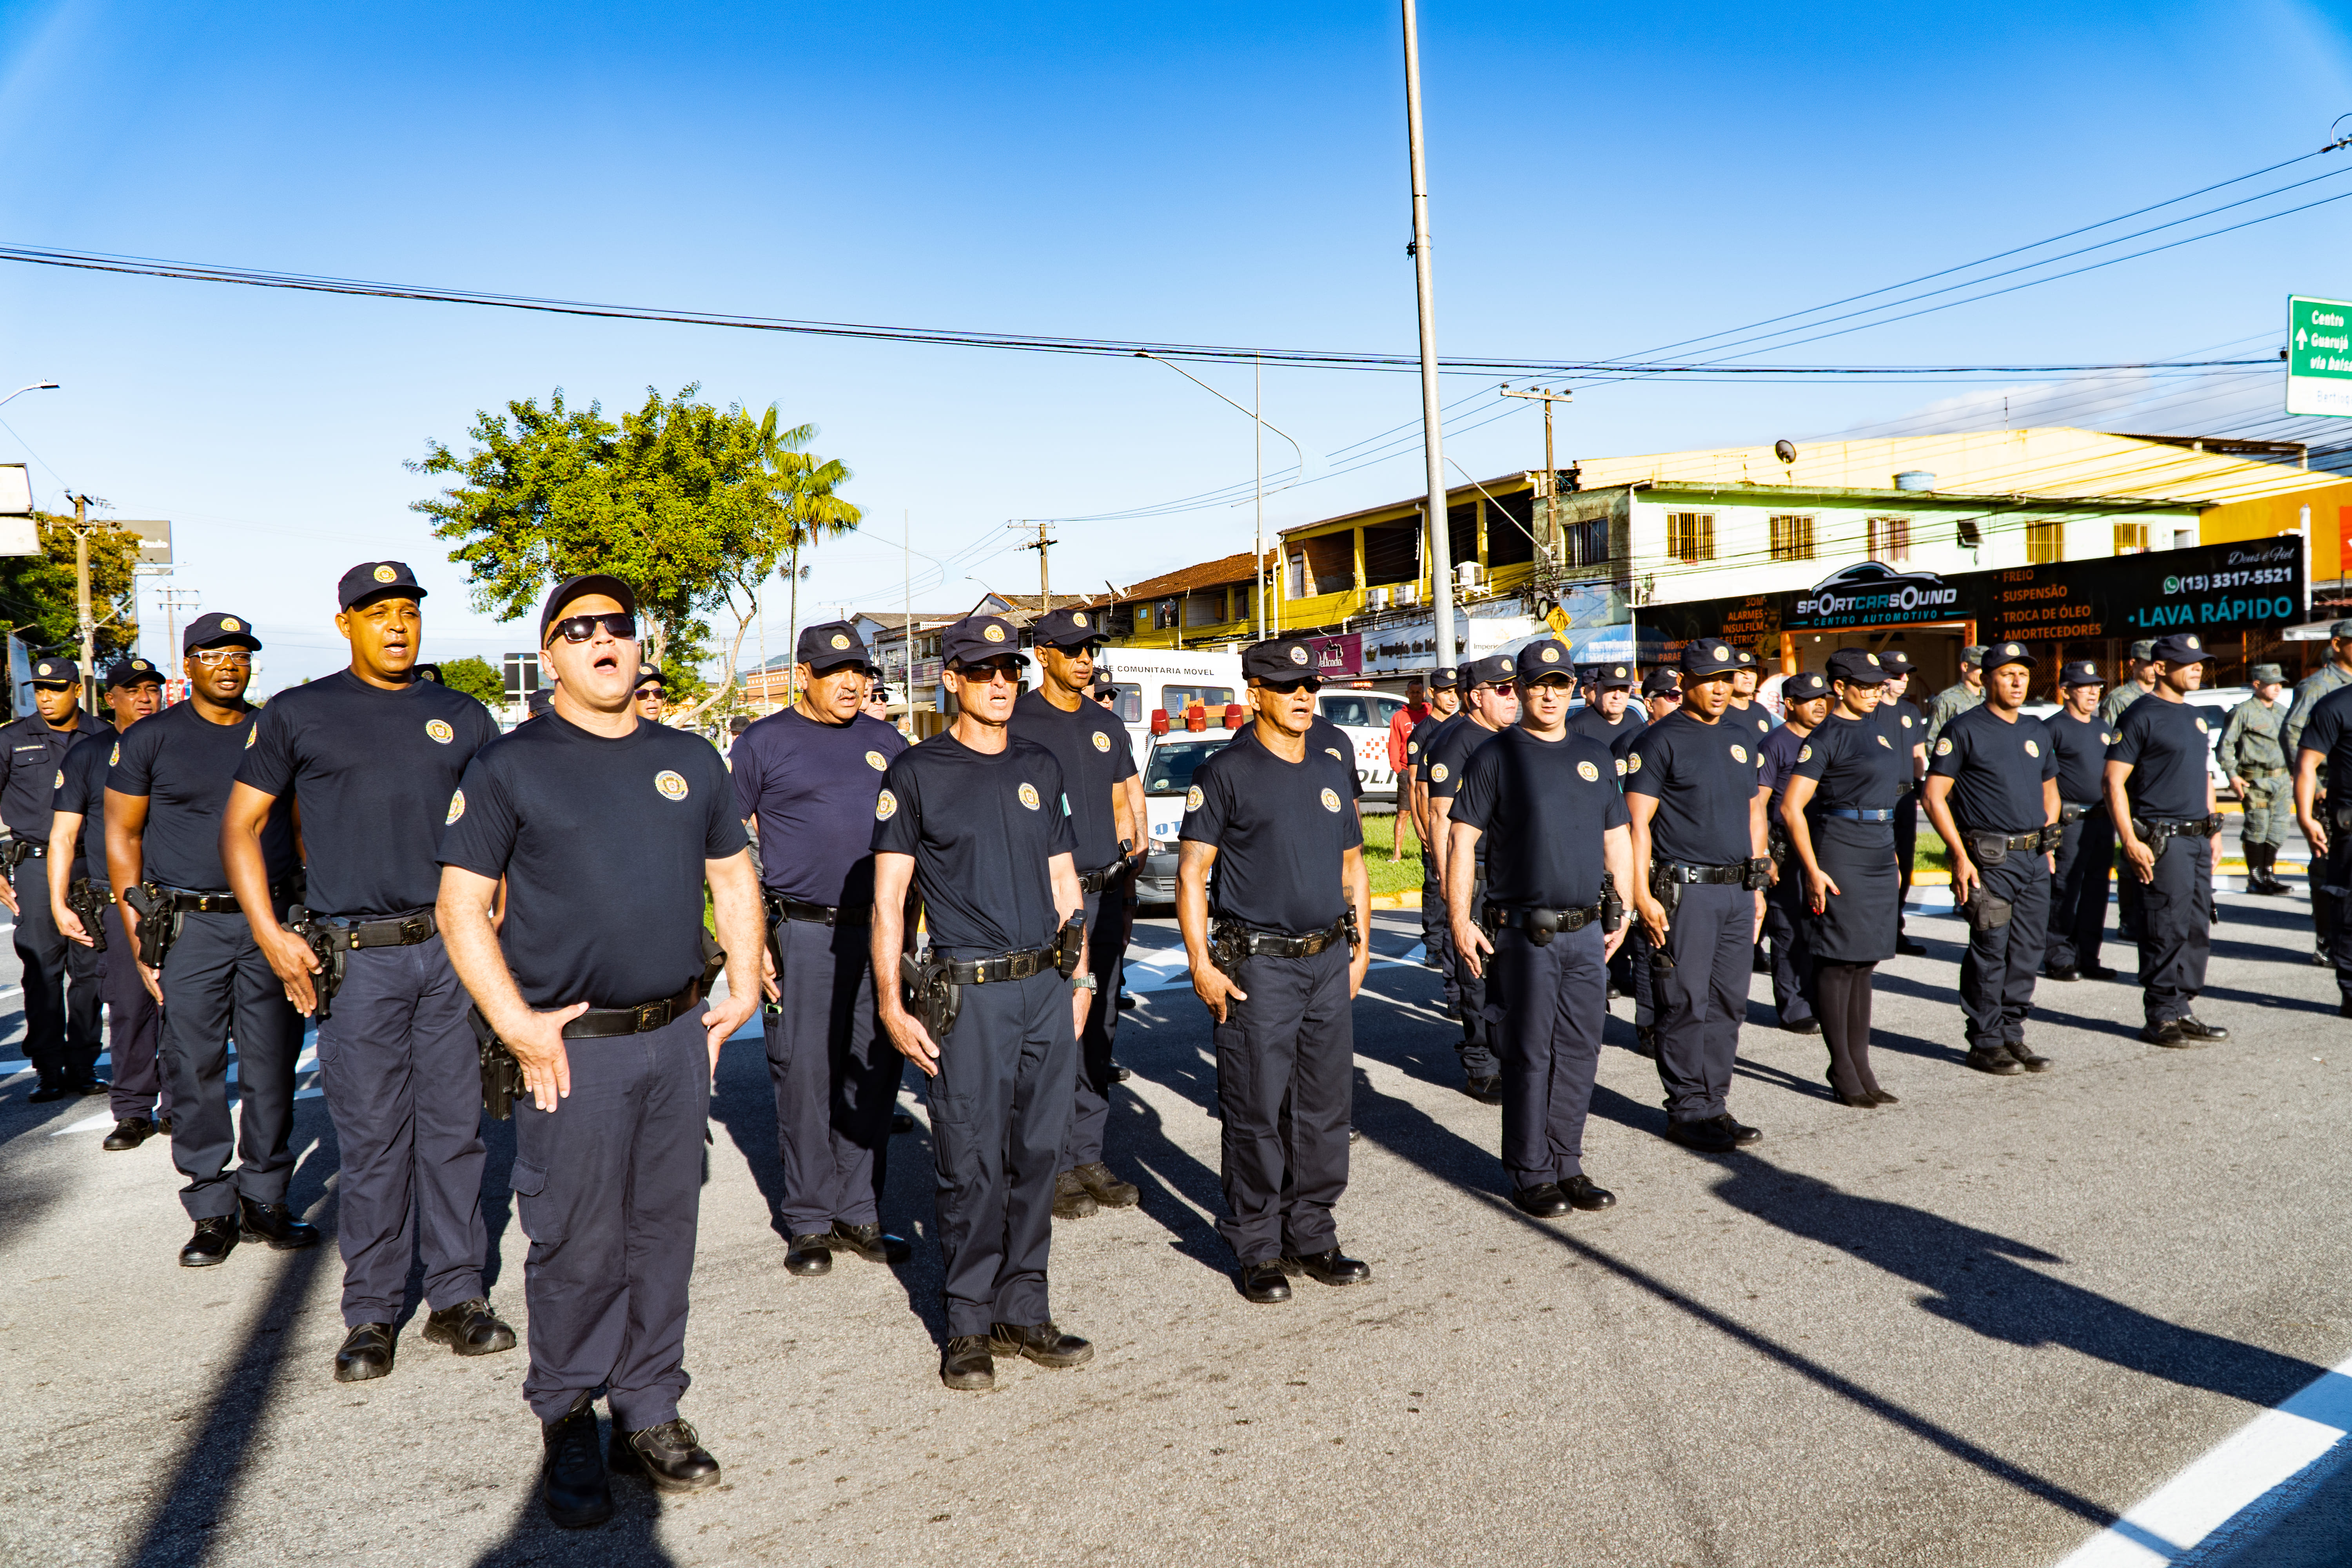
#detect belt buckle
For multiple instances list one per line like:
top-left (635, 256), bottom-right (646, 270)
top-left (633, 1001), bottom-right (669, 1032)
top-left (399, 916), bottom-right (430, 943)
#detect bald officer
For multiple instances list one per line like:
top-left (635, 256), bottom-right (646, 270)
top-left (225, 562), bottom-right (514, 1382)
top-left (1012, 606), bottom-right (1143, 1220)
top-left (439, 575), bottom-right (760, 1525)
top-left (109, 613), bottom-right (314, 1266)
top-left (2105, 632), bottom-right (2228, 1047)
top-left (3, 654), bottom-right (111, 1100)
top-left (52, 658), bottom-right (167, 1145)
top-left (732, 622), bottom-right (911, 1277)
top-left (871, 613), bottom-right (1094, 1392)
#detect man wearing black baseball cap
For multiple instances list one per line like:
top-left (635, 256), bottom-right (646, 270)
top-left (224, 560), bottom-right (517, 1383)
top-left (1568, 661), bottom-right (1643, 749)
top-left (437, 573), bottom-right (762, 1521)
top-left (1012, 606), bottom-right (1143, 1219)
top-left (52, 657), bottom-right (166, 1142)
top-left (2042, 659), bottom-right (2115, 982)
top-left (1177, 635), bottom-right (1372, 1301)
top-left (2283, 622), bottom-right (2352, 962)
top-left (1876, 650), bottom-right (1932, 956)
top-left (730, 620), bottom-right (911, 1279)
top-left (2105, 632), bottom-right (2228, 1046)
top-left (870, 613), bottom-right (1096, 1389)
top-left (1422, 653), bottom-right (1519, 1101)
top-left (108, 611), bottom-right (316, 1265)
top-left (1403, 668), bottom-right (1463, 967)
top-left (633, 667), bottom-right (667, 724)
top-left (0, 653), bottom-right (111, 1102)
top-left (1623, 640), bottom-right (1769, 1152)
top-left (1756, 670), bottom-right (1830, 1033)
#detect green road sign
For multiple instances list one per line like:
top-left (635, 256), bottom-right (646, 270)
top-left (2288, 295), bottom-right (2352, 417)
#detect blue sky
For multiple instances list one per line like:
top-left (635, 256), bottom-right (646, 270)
top-left (2, 0), bottom-right (2349, 684)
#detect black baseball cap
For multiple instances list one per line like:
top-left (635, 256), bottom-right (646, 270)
top-left (1640, 668), bottom-right (1681, 697)
top-left (338, 561), bottom-right (427, 611)
top-left (184, 612), bottom-right (261, 653)
top-left (1591, 661), bottom-right (1635, 690)
top-left (526, 689), bottom-right (554, 717)
top-left (1461, 653), bottom-right (1516, 688)
top-left (797, 620), bottom-right (872, 673)
top-left (1826, 648), bottom-right (1891, 685)
top-left (941, 614), bottom-right (1027, 667)
top-left (1783, 671), bottom-right (1831, 702)
top-left (1242, 637), bottom-right (1320, 682)
top-left (1030, 606), bottom-right (1107, 650)
top-left (2150, 632), bottom-right (2210, 666)
top-left (2059, 660), bottom-right (2103, 688)
top-left (104, 657), bottom-right (162, 690)
top-left (28, 656), bottom-right (76, 688)
top-left (411, 662), bottom-right (442, 684)
top-left (634, 668), bottom-right (667, 690)
top-left (1426, 667), bottom-right (1459, 691)
top-left (1515, 641), bottom-right (1573, 682)
top-left (1878, 650), bottom-right (1914, 677)
top-left (539, 574), bottom-right (637, 644)
top-left (1679, 640), bottom-right (1742, 678)
top-left (1982, 640), bottom-right (2036, 673)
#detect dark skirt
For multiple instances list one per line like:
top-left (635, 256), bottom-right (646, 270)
top-left (1806, 816), bottom-right (1899, 964)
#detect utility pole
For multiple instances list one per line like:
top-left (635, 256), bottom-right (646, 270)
top-left (159, 586), bottom-right (201, 691)
top-left (60, 495), bottom-right (108, 708)
top-left (1401, 0), bottom-right (1455, 670)
top-left (1011, 521), bottom-right (1057, 609)
top-left (1499, 385), bottom-right (1574, 556)
top-left (784, 540), bottom-right (801, 706)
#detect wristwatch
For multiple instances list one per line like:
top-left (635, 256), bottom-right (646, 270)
top-left (1072, 973), bottom-right (1099, 993)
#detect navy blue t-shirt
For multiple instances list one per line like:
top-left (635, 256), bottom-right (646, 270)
top-left (1011, 688), bottom-right (1140, 870)
top-left (1623, 708), bottom-right (1763, 866)
top-left (51, 724), bottom-right (119, 885)
top-left (235, 671), bottom-right (500, 917)
top-left (1448, 726), bottom-right (1628, 909)
top-left (0, 711), bottom-right (109, 840)
top-left (1928, 705), bottom-right (2056, 835)
top-left (730, 708), bottom-right (907, 907)
top-left (1757, 722), bottom-right (1810, 818)
top-left (1568, 703), bottom-right (1643, 749)
top-left (1309, 716), bottom-right (1365, 802)
top-left (2045, 708), bottom-right (2113, 805)
top-left (109, 700), bottom-right (296, 893)
top-left (1791, 711), bottom-right (1909, 813)
top-left (1405, 710), bottom-right (1454, 783)
top-left (1422, 717), bottom-right (1505, 804)
top-left (1727, 699), bottom-right (1776, 755)
top-left (1180, 723), bottom-right (1361, 933)
top-left (439, 713), bottom-right (747, 1009)
top-left (871, 732), bottom-right (1074, 959)
top-left (2109, 695), bottom-right (2214, 822)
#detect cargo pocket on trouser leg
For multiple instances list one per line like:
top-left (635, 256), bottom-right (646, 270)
top-left (509, 1160), bottom-right (560, 1244)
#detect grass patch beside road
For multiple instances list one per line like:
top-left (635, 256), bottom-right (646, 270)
top-left (1360, 811), bottom-right (1428, 898)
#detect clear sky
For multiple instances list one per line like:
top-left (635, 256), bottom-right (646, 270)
top-left (2, 1), bottom-right (2348, 686)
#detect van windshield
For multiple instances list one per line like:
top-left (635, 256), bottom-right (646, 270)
top-left (1162, 685), bottom-right (1234, 717)
top-left (1145, 737), bottom-right (1227, 794)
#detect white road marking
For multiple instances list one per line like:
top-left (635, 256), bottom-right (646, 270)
top-left (2054, 1353), bottom-right (2352, 1564)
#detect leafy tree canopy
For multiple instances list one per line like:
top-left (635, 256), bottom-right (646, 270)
top-left (409, 385), bottom-right (858, 720)
top-left (0, 513), bottom-right (142, 661)
top-left (433, 655), bottom-right (505, 707)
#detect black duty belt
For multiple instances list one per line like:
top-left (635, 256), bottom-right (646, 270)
top-left (562, 978), bottom-right (704, 1039)
top-left (1485, 902), bottom-right (1606, 935)
top-left (1078, 862), bottom-right (1128, 895)
top-left (1654, 862), bottom-right (1748, 886)
top-left (321, 910), bottom-right (437, 949)
top-left (159, 878), bottom-right (303, 915)
top-left (1822, 808), bottom-right (1896, 822)
top-left (2059, 801), bottom-right (2100, 824)
top-left (940, 945), bottom-right (1056, 985)
top-left (1213, 918), bottom-right (1349, 959)
top-left (1965, 829), bottom-right (2045, 853)
top-left (2135, 814), bottom-right (2223, 842)
top-left (775, 895), bottom-right (864, 928)
top-left (6, 840), bottom-right (44, 859)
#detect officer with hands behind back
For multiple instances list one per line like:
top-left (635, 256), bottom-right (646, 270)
top-left (1447, 639), bottom-right (1628, 1219)
top-left (1178, 636), bottom-right (1372, 1305)
top-left (1622, 640), bottom-right (1769, 1153)
top-left (52, 657), bottom-right (165, 1145)
top-left (729, 621), bottom-right (910, 1278)
top-left (1422, 653), bottom-right (1519, 1102)
top-left (869, 613), bottom-right (1096, 1393)
top-left (4, 655), bottom-right (112, 1101)
top-left (2104, 631), bottom-right (2229, 1047)
top-left (436, 575), bottom-right (761, 1528)
top-left (2043, 661), bottom-right (2116, 982)
top-left (108, 614), bottom-right (315, 1266)
top-left (1922, 641), bottom-right (2060, 1076)
top-left (223, 562), bottom-right (514, 1383)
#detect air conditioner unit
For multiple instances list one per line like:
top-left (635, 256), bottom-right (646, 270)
top-left (1365, 587), bottom-right (1392, 610)
top-left (1457, 561), bottom-right (1483, 590)
top-left (1396, 583), bottom-right (1419, 606)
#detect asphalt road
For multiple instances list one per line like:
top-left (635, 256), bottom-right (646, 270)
top-left (3, 876), bottom-right (2348, 1568)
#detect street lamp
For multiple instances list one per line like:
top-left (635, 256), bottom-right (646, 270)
top-left (0, 382), bottom-right (59, 411)
top-left (1134, 352), bottom-right (1306, 642)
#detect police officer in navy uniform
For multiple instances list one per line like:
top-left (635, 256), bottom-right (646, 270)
top-left (3, 655), bottom-right (112, 1100)
top-left (107, 613), bottom-right (318, 1265)
top-left (1624, 640), bottom-right (1769, 1151)
top-left (2104, 631), bottom-right (2229, 1047)
top-left (1568, 662), bottom-right (1643, 748)
top-left (1876, 650), bottom-right (1932, 956)
top-left (1780, 651), bottom-right (1906, 1107)
top-left (633, 667), bottom-right (666, 723)
top-left (1422, 653), bottom-right (1519, 1101)
top-left (1728, 650), bottom-right (1775, 751)
top-left (731, 621), bottom-right (912, 1277)
top-left (2285, 622), bottom-right (2352, 964)
top-left (223, 562), bottom-right (516, 1382)
top-left (1448, 639), bottom-right (1628, 1218)
top-left (2043, 661), bottom-right (2116, 982)
top-left (1757, 671), bottom-right (1830, 1033)
top-left (1922, 641), bottom-right (2059, 1076)
top-left (1178, 635), bottom-right (1372, 1302)
top-left (2292, 674), bottom-right (2352, 1015)
top-left (1619, 667), bottom-right (1686, 1044)
top-left (869, 613), bottom-right (1095, 1391)
top-left (1012, 606), bottom-right (1145, 1220)
top-left (438, 575), bottom-right (761, 1526)
top-left (51, 657), bottom-right (166, 1143)
top-left (1404, 668), bottom-right (1462, 967)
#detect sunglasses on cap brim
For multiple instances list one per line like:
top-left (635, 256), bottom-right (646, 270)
top-left (548, 612), bottom-right (637, 644)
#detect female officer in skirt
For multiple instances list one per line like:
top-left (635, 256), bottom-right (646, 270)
top-left (1777, 649), bottom-right (1907, 1107)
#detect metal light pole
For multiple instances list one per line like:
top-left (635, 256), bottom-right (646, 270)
top-left (1401, 0), bottom-right (1455, 670)
top-left (1134, 351), bottom-right (1306, 641)
top-left (0, 382), bottom-right (59, 411)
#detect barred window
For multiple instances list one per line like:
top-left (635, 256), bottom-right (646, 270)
top-left (2027, 519), bottom-right (2063, 564)
top-left (1867, 515), bottom-right (1911, 562)
top-left (1667, 511), bottom-right (1714, 563)
top-left (1769, 514), bottom-right (1815, 562)
top-left (1567, 516), bottom-right (1610, 568)
top-left (2113, 521), bottom-right (2147, 555)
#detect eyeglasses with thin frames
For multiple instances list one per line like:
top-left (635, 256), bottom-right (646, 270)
top-left (186, 648), bottom-right (252, 668)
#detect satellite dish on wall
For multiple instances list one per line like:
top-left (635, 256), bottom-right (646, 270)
top-left (1774, 440), bottom-right (1798, 464)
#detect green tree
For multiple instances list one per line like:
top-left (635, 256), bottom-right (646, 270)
top-left (434, 655), bottom-right (505, 706)
top-left (409, 385), bottom-right (858, 721)
top-left (0, 513), bottom-right (142, 661)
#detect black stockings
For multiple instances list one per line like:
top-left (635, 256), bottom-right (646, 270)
top-left (1812, 960), bottom-right (1879, 1099)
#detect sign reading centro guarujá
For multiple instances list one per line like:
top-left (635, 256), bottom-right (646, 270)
top-left (2288, 295), bottom-right (2352, 418)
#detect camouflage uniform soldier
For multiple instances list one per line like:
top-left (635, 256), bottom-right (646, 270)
top-left (2100, 640), bottom-right (2158, 728)
top-left (2285, 621), bottom-right (2352, 962)
top-left (1923, 646), bottom-right (1986, 748)
top-left (2218, 663), bottom-right (2291, 895)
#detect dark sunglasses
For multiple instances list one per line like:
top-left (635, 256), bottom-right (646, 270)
top-left (952, 659), bottom-right (1023, 684)
top-left (550, 612), bottom-right (637, 644)
top-left (1258, 677), bottom-right (1324, 695)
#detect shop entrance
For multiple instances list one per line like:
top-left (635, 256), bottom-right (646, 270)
top-left (1782, 622), bottom-right (1973, 695)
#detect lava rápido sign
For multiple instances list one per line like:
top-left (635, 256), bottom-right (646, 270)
top-left (2288, 295), bottom-right (2352, 417)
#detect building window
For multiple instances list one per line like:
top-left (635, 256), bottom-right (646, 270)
top-left (2173, 528), bottom-right (2196, 551)
top-left (1769, 514), bottom-right (1815, 562)
top-left (1667, 511), bottom-right (1714, 563)
top-left (1867, 515), bottom-right (1911, 562)
top-left (2027, 519), bottom-right (2063, 564)
top-left (1485, 492), bottom-right (1536, 568)
top-left (2113, 521), bottom-right (2147, 555)
top-left (1566, 516), bottom-right (1610, 569)
top-left (1363, 523), bottom-right (1419, 586)
top-left (1153, 599), bottom-right (1178, 631)
top-left (1183, 592), bottom-right (1226, 628)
